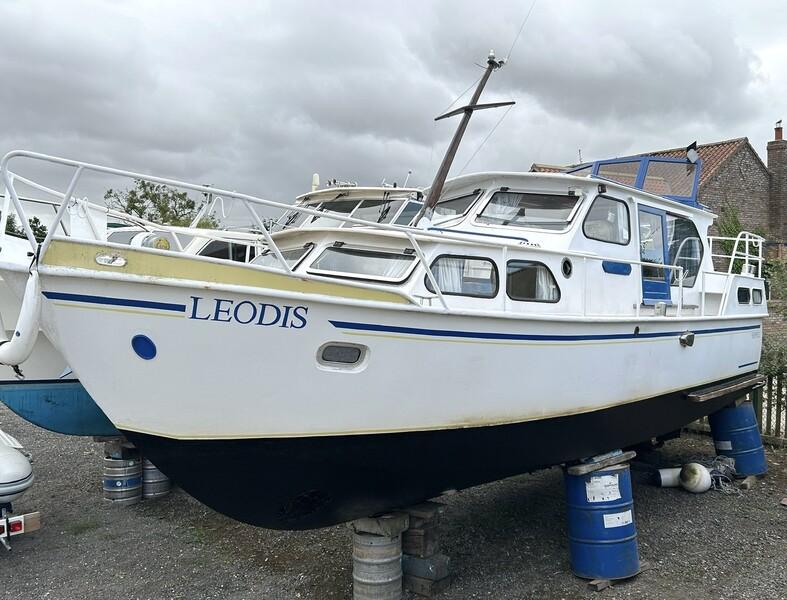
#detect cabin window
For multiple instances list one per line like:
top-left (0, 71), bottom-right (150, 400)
top-left (433, 192), bottom-right (480, 218)
top-left (107, 229), bottom-right (140, 245)
top-left (394, 201), bottom-right (423, 225)
top-left (309, 199), bottom-right (360, 225)
top-left (476, 192), bottom-right (579, 230)
top-left (351, 198), bottom-right (406, 224)
top-left (583, 196), bottom-right (630, 245)
top-left (643, 161), bottom-right (696, 197)
top-left (309, 245), bottom-right (416, 282)
top-left (199, 240), bottom-right (250, 263)
top-left (425, 255), bottom-right (498, 298)
top-left (280, 209), bottom-right (309, 229)
top-left (737, 287), bottom-right (751, 304)
top-left (252, 244), bottom-right (314, 270)
top-left (666, 214), bottom-right (703, 287)
top-left (597, 161), bottom-right (640, 187)
top-left (507, 261), bottom-right (560, 303)
top-left (753, 288), bottom-right (763, 304)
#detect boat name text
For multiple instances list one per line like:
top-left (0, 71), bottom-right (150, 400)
top-left (188, 296), bottom-right (308, 329)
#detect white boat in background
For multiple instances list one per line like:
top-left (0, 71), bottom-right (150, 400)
top-left (0, 53), bottom-right (768, 529)
top-left (0, 429), bottom-right (33, 506)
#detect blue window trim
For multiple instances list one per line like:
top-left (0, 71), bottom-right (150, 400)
top-left (568, 156), bottom-right (702, 208)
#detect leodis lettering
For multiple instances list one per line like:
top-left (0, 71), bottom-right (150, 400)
top-left (188, 296), bottom-right (308, 329)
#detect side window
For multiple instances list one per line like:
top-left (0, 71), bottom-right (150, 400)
top-left (433, 192), bottom-right (480, 218)
top-left (425, 256), bottom-right (498, 298)
top-left (199, 240), bottom-right (231, 260)
top-left (666, 214), bottom-right (703, 287)
top-left (507, 261), bottom-right (560, 303)
top-left (752, 288), bottom-right (763, 305)
top-left (583, 196), bottom-right (630, 245)
top-left (231, 243), bottom-right (249, 263)
top-left (737, 287), bottom-right (751, 304)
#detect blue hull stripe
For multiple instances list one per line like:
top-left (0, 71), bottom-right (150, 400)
top-left (738, 361), bottom-right (759, 369)
top-left (329, 320), bottom-right (760, 342)
top-left (43, 291), bottom-right (186, 313)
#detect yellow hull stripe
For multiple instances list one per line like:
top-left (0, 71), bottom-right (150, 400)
top-left (42, 239), bottom-right (410, 304)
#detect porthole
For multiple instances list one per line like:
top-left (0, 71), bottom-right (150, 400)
top-left (317, 342), bottom-right (368, 370)
top-left (561, 258), bottom-right (573, 279)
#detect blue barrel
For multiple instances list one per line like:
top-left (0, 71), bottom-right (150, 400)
top-left (708, 402), bottom-right (767, 476)
top-left (564, 463), bottom-right (640, 580)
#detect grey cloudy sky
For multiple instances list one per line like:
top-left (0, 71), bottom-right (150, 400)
top-left (1, 0), bottom-right (786, 217)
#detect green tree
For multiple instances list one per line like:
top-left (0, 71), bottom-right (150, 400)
top-left (4, 214), bottom-right (48, 242)
top-left (28, 216), bottom-right (48, 243)
top-left (104, 180), bottom-right (218, 228)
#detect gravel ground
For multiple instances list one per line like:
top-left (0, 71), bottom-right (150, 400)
top-left (1, 403), bottom-right (785, 600)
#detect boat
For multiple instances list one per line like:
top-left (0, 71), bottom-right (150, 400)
top-left (0, 52), bottom-right (767, 529)
top-left (0, 429), bottom-right (33, 506)
top-left (0, 194), bottom-right (268, 437)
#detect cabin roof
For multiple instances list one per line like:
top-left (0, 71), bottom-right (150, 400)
top-left (295, 186), bottom-right (421, 203)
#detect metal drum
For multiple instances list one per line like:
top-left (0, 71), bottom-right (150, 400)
top-left (142, 458), bottom-right (172, 500)
top-left (103, 456), bottom-right (142, 506)
top-left (564, 463), bottom-right (640, 580)
top-left (708, 401), bottom-right (768, 476)
top-left (352, 532), bottom-right (402, 600)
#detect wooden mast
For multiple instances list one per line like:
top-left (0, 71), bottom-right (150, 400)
top-left (416, 50), bottom-right (513, 225)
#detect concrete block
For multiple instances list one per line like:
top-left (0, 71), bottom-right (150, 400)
top-left (404, 573), bottom-right (452, 597)
top-left (402, 525), bottom-right (440, 557)
top-left (402, 553), bottom-right (450, 581)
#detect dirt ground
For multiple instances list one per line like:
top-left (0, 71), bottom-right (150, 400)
top-left (1, 403), bottom-right (785, 600)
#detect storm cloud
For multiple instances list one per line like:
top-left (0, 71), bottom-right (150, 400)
top-left (0, 0), bottom-right (784, 221)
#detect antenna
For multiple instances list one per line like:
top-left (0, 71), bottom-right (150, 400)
top-left (415, 50), bottom-right (513, 226)
top-left (403, 169), bottom-right (412, 187)
top-left (311, 173), bottom-right (320, 192)
top-left (578, 148), bottom-right (583, 163)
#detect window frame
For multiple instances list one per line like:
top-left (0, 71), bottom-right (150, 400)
top-left (432, 190), bottom-right (484, 220)
top-left (307, 244), bottom-right (419, 284)
top-left (506, 259), bottom-right (562, 304)
top-left (252, 243), bottom-right (315, 271)
top-left (474, 189), bottom-right (584, 233)
top-left (752, 288), bottom-right (763, 305)
top-left (737, 287), bottom-right (751, 304)
top-left (665, 212), bottom-right (704, 288)
top-left (582, 194), bottom-right (631, 246)
top-left (424, 254), bottom-right (500, 299)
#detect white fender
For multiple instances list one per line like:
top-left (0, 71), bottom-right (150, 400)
top-left (0, 271), bottom-right (41, 367)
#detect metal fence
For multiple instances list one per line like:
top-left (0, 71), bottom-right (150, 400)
top-left (751, 374), bottom-right (786, 442)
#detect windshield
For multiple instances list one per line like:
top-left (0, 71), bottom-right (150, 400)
top-left (476, 192), bottom-right (579, 230)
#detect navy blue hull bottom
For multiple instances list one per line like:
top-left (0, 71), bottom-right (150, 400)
top-left (123, 372), bottom-right (759, 530)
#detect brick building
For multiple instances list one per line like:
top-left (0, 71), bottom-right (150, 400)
top-left (530, 125), bottom-right (787, 344)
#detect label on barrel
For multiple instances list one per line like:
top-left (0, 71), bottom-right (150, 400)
top-left (603, 510), bottom-right (632, 529)
top-left (585, 474), bottom-right (621, 503)
top-left (715, 440), bottom-right (733, 451)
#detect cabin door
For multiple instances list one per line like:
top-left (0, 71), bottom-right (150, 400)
top-left (637, 206), bottom-right (671, 303)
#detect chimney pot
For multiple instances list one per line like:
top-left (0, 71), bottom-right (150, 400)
top-left (777, 124), bottom-right (784, 141)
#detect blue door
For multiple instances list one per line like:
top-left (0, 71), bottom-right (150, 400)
top-left (638, 206), bottom-right (670, 303)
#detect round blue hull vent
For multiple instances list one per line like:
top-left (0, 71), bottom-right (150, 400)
top-left (131, 335), bottom-right (157, 360)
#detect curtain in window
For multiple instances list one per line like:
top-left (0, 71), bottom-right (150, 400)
top-left (614, 201), bottom-right (629, 243)
top-left (484, 193), bottom-right (521, 220)
top-left (535, 265), bottom-right (559, 301)
top-left (433, 257), bottom-right (465, 293)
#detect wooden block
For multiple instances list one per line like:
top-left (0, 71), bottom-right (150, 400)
top-left (348, 511), bottom-right (409, 536)
top-left (587, 579), bottom-right (612, 592)
top-left (404, 573), bottom-right (452, 597)
top-left (740, 475), bottom-right (757, 490)
top-left (23, 512), bottom-right (41, 532)
top-left (402, 553), bottom-right (450, 580)
top-left (402, 525), bottom-right (440, 557)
